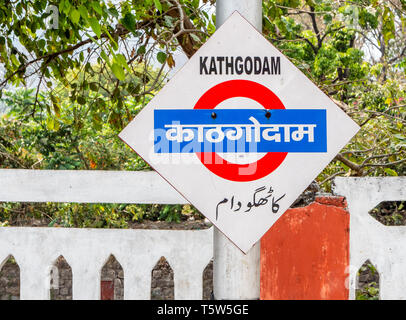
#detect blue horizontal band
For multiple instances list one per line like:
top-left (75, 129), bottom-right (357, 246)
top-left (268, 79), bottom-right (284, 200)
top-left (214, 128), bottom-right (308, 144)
top-left (154, 109), bottom-right (327, 153)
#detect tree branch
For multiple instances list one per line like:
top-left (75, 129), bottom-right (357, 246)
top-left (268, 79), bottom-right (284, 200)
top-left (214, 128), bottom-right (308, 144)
top-left (166, 0), bottom-right (202, 57)
top-left (335, 153), bottom-right (364, 175)
top-left (308, 6), bottom-right (322, 49)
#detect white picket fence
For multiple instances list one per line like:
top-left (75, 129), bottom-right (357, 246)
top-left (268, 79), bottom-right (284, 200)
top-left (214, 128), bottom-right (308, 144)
top-left (0, 169), bottom-right (405, 299)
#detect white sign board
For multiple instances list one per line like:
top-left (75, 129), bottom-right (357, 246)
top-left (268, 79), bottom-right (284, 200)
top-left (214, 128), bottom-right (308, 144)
top-left (119, 12), bottom-right (360, 253)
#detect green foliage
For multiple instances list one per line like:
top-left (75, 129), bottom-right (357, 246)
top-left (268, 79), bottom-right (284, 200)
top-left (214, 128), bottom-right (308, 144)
top-left (0, 0), bottom-right (212, 129)
top-left (356, 282), bottom-right (380, 300)
top-left (262, 0), bottom-right (406, 188)
top-left (356, 262), bottom-right (380, 300)
top-left (0, 201), bottom-right (202, 228)
top-left (369, 201), bottom-right (406, 226)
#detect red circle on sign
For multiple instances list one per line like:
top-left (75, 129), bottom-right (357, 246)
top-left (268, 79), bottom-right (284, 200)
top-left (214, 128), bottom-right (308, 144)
top-left (194, 80), bottom-right (288, 182)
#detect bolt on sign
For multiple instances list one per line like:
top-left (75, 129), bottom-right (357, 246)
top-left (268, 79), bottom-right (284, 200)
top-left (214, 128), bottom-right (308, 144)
top-left (119, 12), bottom-right (360, 254)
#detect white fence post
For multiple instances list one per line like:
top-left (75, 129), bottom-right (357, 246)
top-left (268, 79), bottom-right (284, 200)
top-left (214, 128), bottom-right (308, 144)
top-left (333, 177), bottom-right (406, 300)
top-left (213, 1), bottom-right (262, 300)
top-left (213, 229), bottom-right (261, 300)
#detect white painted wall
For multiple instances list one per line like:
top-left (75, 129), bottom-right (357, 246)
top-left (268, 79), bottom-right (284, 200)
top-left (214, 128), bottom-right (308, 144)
top-left (0, 169), bottom-right (212, 300)
top-left (0, 227), bottom-right (213, 300)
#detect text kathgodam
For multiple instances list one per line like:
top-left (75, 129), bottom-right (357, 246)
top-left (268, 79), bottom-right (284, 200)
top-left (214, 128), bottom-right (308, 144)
top-left (215, 186), bottom-right (286, 220)
top-left (165, 116), bottom-right (316, 144)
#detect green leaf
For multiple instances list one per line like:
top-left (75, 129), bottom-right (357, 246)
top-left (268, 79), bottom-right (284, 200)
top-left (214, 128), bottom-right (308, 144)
top-left (115, 53), bottom-right (130, 72)
top-left (10, 54), bottom-right (19, 67)
top-left (121, 13), bottom-right (136, 33)
top-left (100, 50), bottom-right (110, 63)
top-left (108, 7), bottom-right (119, 18)
top-left (192, 0), bottom-right (199, 8)
top-left (61, 0), bottom-right (71, 15)
top-left (164, 16), bottom-right (174, 27)
top-left (137, 45), bottom-right (146, 55)
top-left (367, 287), bottom-right (379, 296)
top-left (89, 82), bottom-right (98, 91)
top-left (77, 96), bottom-right (86, 105)
top-left (53, 119), bottom-right (60, 131)
top-left (157, 51), bottom-right (167, 64)
top-left (111, 63), bottom-right (125, 81)
top-left (46, 117), bottom-right (54, 130)
top-left (89, 17), bottom-right (101, 38)
top-left (78, 5), bottom-right (88, 21)
top-left (103, 29), bottom-right (118, 51)
top-left (70, 9), bottom-right (80, 24)
top-left (91, 2), bottom-right (103, 16)
top-left (384, 168), bottom-right (398, 176)
top-left (59, 0), bottom-right (65, 14)
top-left (190, 33), bottom-right (200, 42)
top-left (154, 0), bottom-right (162, 13)
top-left (48, 218), bottom-right (58, 227)
top-left (53, 102), bottom-right (61, 118)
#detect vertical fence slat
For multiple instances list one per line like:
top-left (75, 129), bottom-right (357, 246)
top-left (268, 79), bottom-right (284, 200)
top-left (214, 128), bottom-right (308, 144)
top-left (214, 229), bottom-right (261, 300)
top-left (170, 228), bottom-right (214, 300)
top-left (19, 263), bottom-right (50, 300)
top-left (172, 266), bottom-right (206, 300)
top-left (123, 269), bottom-right (152, 300)
top-left (118, 255), bottom-right (157, 300)
top-left (334, 176), bottom-right (406, 300)
top-left (72, 266), bottom-right (101, 300)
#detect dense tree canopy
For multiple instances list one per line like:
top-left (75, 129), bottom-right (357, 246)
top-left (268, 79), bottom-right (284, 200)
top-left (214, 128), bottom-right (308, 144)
top-left (0, 0), bottom-right (405, 226)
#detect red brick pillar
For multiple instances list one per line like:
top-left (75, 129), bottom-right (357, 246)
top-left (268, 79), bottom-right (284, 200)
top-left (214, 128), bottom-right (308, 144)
top-left (260, 196), bottom-right (349, 300)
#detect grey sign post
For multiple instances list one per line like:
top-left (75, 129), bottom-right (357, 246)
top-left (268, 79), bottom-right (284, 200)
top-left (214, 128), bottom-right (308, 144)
top-left (213, 0), bottom-right (262, 300)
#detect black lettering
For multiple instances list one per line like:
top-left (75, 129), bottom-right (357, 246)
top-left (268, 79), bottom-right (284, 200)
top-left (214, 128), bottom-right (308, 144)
top-left (271, 56), bottom-right (281, 75)
top-left (235, 56), bottom-right (243, 75)
top-left (200, 56), bottom-right (280, 75)
top-left (244, 56), bottom-right (253, 74)
top-left (263, 57), bottom-right (270, 74)
top-left (216, 198), bottom-right (228, 220)
top-left (217, 56), bottom-right (225, 74)
top-left (200, 56), bottom-right (208, 74)
top-left (225, 56), bottom-right (234, 75)
top-left (254, 56), bottom-right (262, 74)
top-left (272, 193), bottom-right (285, 213)
top-left (209, 57), bottom-right (217, 74)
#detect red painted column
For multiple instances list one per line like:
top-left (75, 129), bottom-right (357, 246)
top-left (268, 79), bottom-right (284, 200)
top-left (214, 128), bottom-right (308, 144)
top-left (260, 197), bottom-right (349, 300)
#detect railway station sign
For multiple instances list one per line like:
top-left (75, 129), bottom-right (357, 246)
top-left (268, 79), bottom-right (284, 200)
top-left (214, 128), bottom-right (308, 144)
top-left (119, 12), bottom-right (360, 253)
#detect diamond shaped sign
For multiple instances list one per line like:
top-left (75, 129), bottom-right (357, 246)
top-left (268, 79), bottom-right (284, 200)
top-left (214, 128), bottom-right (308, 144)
top-left (119, 12), bottom-right (360, 253)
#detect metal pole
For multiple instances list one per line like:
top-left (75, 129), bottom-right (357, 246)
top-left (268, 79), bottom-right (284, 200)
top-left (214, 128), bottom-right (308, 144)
top-left (216, 0), bottom-right (262, 32)
top-left (213, 0), bottom-right (262, 300)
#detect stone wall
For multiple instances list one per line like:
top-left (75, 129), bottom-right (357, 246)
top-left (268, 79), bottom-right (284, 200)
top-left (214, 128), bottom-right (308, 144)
top-left (50, 256), bottom-right (72, 300)
top-left (0, 257), bottom-right (19, 300)
top-left (101, 255), bottom-right (124, 300)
